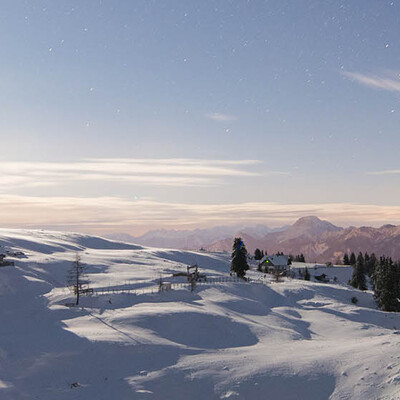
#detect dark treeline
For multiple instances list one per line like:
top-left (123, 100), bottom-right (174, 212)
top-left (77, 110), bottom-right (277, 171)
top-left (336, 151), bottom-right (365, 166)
top-left (291, 254), bottom-right (305, 263)
top-left (345, 251), bottom-right (400, 312)
top-left (374, 256), bottom-right (400, 312)
top-left (254, 248), bottom-right (265, 260)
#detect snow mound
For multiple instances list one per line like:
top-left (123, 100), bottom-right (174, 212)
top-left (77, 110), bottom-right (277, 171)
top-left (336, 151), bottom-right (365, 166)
top-left (134, 311), bottom-right (258, 349)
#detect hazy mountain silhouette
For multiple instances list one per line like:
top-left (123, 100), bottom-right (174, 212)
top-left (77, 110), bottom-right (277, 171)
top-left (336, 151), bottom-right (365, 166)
top-left (106, 216), bottom-right (400, 263)
top-left (207, 216), bottom-right (400, 262)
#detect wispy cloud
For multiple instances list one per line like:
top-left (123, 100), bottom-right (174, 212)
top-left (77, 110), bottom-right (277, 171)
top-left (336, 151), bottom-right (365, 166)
top-left (0, 195), bottom-right (399, 234)
top-left (205, 112), bottom-right (237, 122)
top-left (343, 70), bottom-right (400, 92)
top-left (0, 158), bottom-right (268, 189)
top-left (367, 169), bottom-right (400, 176)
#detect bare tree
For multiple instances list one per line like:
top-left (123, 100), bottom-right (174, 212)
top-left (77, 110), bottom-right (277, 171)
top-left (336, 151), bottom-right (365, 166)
top-left (271, 268), bottom-right (284, 283)
top-left (67, 254), bottom-right (88, 306)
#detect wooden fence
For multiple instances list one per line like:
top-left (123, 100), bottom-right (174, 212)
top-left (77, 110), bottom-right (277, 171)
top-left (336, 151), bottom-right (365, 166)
top-left (90, 275), bottom-right (268, 297)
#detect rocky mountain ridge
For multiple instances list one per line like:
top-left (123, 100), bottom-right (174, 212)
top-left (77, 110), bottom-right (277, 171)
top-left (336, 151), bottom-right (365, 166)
top-left (106, 216), bottom-right (400, 263)
top-left (207, 216), bottom-right (400, 262)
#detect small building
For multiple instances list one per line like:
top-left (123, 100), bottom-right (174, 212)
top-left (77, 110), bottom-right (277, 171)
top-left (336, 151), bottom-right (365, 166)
top-left (259, 254), bottom-right (290, 273)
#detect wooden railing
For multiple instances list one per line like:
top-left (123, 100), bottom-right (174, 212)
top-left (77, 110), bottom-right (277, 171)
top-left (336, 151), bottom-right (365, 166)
top-left (90, 275), bottom-right (267, 297)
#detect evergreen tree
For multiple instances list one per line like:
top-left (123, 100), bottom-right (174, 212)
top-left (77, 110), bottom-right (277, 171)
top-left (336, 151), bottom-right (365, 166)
top-left (365, 252), bottom-right (377, 277)
top-left (231, 237), bottom-right (249, 278)
top-left (293, 254), bottom-right (305, 262)
top-left (358, 252), bottom-right (364, 267)
top-left (364, 252), bottom-right (370, 272)
top-left (349, 252), bottom-right (367, 290)
top-left (343, 253), bottom-right (350, 265)
top-left (304, 267), bottom-right (311, 281)
top-left (373, 256), bottom-right (386, 302)
top-left (254, 248), bottom-right (263, 260)
top-left (371, 253), bottom-right (378, 276)
top-left (349, 252), bottom-right (356, 266)
top-left (374, 257), bottom-right (400, 312)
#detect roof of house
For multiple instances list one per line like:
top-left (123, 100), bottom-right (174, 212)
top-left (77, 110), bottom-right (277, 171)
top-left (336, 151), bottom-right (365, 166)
top-left (260, 254), bottom-right (289, 267)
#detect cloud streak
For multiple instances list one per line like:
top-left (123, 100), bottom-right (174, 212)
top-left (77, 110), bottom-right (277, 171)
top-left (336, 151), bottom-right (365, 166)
top-left (205, 113), bottom-right (237, 122)
top-left (0, 158), bottom-right (273, 189)
top-left (368, 169), bottom-right (400, 176)
top-left (343, 71), bottom-right (400, 92)
top-left (0, 195), bottom-right (399, 235)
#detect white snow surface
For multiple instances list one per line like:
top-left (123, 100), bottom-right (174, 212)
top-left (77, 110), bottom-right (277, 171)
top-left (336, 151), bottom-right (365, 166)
top-left (0, 229), bottom-right (400, 399)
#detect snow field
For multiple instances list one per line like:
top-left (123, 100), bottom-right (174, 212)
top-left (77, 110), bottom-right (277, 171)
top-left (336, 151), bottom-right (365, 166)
top-left (0, 229), bottom-right (399, 399)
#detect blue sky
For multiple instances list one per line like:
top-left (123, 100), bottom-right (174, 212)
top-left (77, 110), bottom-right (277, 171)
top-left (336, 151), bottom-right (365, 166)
top-left (1, 0), bottom-right (400, 234)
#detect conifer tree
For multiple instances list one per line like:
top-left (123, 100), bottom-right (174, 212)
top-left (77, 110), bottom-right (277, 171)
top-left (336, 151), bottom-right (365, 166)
top-left (231, 237), bottom-right (249, 278)
top-left (358, 252), bottom-right (364, 267)
top-left (374, 257), bottom-right (400, 312)
top-left (349, 252), bottom-right (367, 290)
top-left (373, 256), bottom-right (386, 303)
top-left (254, 248), bottom-right (263, 260)
top-left (365, 253), bottom-right (377, 277)
top-left (343, 253), bottom-right (350, 265)
top-left (364, 252), bottom-right (370, 272)
top-left (349, 252), bottom-right (356, 266)
top-left (293, 254), bottom-right (305, 262)
top-left (371, 253), bottom-right (378, 276)
top-left (304, 267), bottom-right (311, 281)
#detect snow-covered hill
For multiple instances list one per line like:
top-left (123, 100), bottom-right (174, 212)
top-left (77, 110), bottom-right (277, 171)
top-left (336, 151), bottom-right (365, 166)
top-left (0, 229), bottom-right (400, 399)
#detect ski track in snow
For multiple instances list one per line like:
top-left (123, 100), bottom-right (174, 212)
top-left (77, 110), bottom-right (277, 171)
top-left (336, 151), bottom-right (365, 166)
top-left (0, 228), bottom-right (399, 399)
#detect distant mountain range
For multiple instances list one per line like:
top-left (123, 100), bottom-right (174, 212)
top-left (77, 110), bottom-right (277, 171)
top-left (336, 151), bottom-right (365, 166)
top-left (106, 224), bottom-right (287, 250)
top-left (105, 216), bottom-right (400, 263)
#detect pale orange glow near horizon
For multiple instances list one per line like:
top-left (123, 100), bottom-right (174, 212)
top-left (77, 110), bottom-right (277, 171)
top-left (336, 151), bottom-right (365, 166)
top-left (0, 194), bottom-right (399, 236)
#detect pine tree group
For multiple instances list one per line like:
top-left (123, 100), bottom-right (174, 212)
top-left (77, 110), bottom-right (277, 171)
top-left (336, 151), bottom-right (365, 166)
top-left (364, 252), bottom-right (377, 277)
top-left (344, 251), bottom-right (377, 276)
top-left (344, 251), bottom-right (400, 312)
top-left (349, 252), bottom-right (367, 290)
top-left (254, 248), bottom-right (264, 260)
top-left (293, 254), bottom-right (305, 262)
top-left (231, 237), bottom-right (249, 278)
top-left (373, 256), bottom-right (400, 312)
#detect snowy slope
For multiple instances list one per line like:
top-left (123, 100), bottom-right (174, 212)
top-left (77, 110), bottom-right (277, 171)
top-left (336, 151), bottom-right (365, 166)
top-left (0, 229), bottom-right (400, 399)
